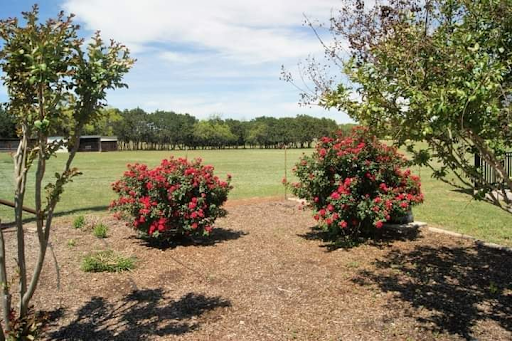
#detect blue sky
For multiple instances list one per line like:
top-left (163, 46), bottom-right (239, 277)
top-left (0, 0), bottom-right (353, 123)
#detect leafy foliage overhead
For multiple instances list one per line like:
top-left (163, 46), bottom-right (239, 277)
top-left (291, 0), bottom-right (512, 211)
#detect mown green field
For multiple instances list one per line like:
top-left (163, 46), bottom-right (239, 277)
top-left (0, 149), bottom-right (510, 246)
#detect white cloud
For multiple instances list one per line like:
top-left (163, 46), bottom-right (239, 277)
top-left (63, 0), bottom-right (339, 63)
top-left (159, 51), bottom-right (206, 64)
top-left (60, 0), bottom-right (355, 123)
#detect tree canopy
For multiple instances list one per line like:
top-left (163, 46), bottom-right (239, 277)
top-left (0, 5), bottom-right (134, 337)
top-left (95, 109), bottom-right (343, 150)
top-left (294, 0), bottom-right (512, 211)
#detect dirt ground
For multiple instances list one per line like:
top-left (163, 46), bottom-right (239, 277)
top-left (3, 200), bottom-right (511, 340)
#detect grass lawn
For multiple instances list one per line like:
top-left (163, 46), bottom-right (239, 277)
top-left (0, 148), bottom-right (510, 246)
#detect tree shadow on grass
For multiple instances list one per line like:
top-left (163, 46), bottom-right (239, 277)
top-left (298, 225), bottom-right (421, 251)
top-left (0, 205), bottom-right (109, 228)
top-left (352, 245), bottom-right (512, 339)
top-left (135, 227), bottom-right (248, 250)
top-left (49, 289), bottom-right (231, 340)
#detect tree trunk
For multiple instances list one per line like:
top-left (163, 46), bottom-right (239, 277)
top-left (13, 125), bottom-right (29, 318)
top-left (0, 220), bottom-right (10, 338)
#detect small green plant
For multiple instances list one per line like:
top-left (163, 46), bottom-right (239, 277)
top-left (489, 281), bottom-right (500, 295)
top-left (67, 239), bottom-right (76, 247)
top-left (347, 261), bottom-right (360, 268)
top-left (93, 223), bottom-right (109, 238)
top-left (73, 215), bottom-right (86, 229)
top-left (81, 250), bottom-right (135, 273)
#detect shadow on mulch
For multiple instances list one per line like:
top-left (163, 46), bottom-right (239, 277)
top-left (298, 225), bottom-right (421, 251)
top-left (49, 289), bottom-right (231, 340)
top-left (134, 227), bottom-right (248, 250)
top-left (353, 244), bottom-right (512, 339)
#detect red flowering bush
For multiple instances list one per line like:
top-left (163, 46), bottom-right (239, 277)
top-left (289, 127), bottom-right (423, 238)
top-left (110, 157), bottom-right (232, 239)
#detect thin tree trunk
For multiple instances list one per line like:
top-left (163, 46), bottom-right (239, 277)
top-left (22, 128), bottom-right (82, 312)
top-left (0, 220), bottom-right (10, 339)
top-left (13, 125), bottom-right (29, 317)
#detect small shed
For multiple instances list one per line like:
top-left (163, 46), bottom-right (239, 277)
top-left (100, 137), bottom-right (118, 152)
top-left (1, 136), bottom-right (118, 153)
top-left (77, 136), bottom-right (118, 152)
top-left (0, 138), bottom-right (19, 152)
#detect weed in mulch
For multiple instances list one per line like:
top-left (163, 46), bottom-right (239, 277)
top-left (93, 223), bottom-right (109, 238)
top-left (81, 250), bottom-right (135, 273)
top-left (72, 215), bottom-right (86, 229)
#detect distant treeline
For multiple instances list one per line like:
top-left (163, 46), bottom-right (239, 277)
top-left (0, 106), bottom-right (358, 150)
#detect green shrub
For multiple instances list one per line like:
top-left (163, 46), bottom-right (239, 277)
top-left (93, 223), bottom-right (109, 238)
top-left (81, 250), bottom-right (135, 273)
top-left (73, 215), bottom-right (86, 229)
top-left (288, 127), bottom-right (423, 238)
top-left (110, 157), bottom-right (232, 240)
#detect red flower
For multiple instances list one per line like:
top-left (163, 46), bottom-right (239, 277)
top-left (330, 192), bottom-right (340, 200)
top-left (339, 221), bottom-right (348, 228)
top-left (375, 221), bottom-right (384, 229)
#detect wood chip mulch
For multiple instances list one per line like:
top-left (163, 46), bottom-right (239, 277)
top-left (4, 200), bottom-right (511, 340)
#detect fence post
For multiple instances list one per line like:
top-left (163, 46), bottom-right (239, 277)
top-left (284, 145), bottom-right (288, 200)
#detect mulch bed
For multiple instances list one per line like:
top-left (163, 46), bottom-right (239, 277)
top-left (3, 200), bottom-right (511, 340)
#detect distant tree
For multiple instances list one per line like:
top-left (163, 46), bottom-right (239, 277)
top-left (175, 113), bottom-right (197, 149)
top-left (83, 107), bottom-right (122, 136)
top-left (316, 117), bottom-right (339, 138)
top-left (193, 119), bottom-right (236, 148)
top-left (294, 115), bottom-right (317, 147)
top-left (114, 108), bottom-right (148, 149)
top-left (0, 104), bottom-right (16, 138)
top-left (107, 108), bottom-right (345, 150)
top-left (275, 117), bottom-right (299, 145)
top-left (247, 121), bottom-right (269, 147)
top-left (338, 123), bottom-right (359, 136)
top-left (225, 118), bottom-right (248, 148)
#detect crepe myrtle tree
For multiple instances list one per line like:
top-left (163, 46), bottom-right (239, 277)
top-left (0, 5), bottom-right (134, 338)
top-left (285, 0), bottom-right (512, 212)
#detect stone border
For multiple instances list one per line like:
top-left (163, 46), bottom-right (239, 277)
top-left (385, 221), bottom-right (512, 253)
top-left (426, 226), bottom-right (512, 253)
